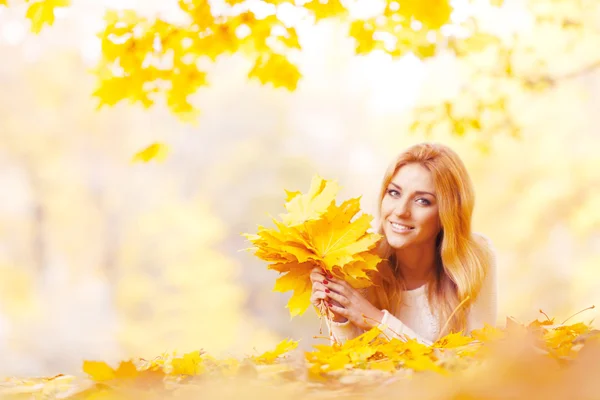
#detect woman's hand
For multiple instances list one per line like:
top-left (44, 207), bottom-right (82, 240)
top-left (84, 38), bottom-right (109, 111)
top-left (310, 267), bottom-right (346, 322)
top-left (309, 267), bottom-right (384, 330)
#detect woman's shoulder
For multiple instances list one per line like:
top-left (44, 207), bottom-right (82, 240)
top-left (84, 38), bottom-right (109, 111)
top-left (472, 232), bottom-right (494, 248)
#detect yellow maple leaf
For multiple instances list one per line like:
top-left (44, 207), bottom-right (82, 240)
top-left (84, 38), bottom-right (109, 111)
top-left (171, 351), bottom-right (205, 375)
top-left (433, 331), bottom-right (474, 348)
top-left (349, 20), bottom-right (376, 55)
top-left (166, 65), bottom-right (206, 121)
top-left (304, 0), bottom-right (348, 21)
top-left (395, 0), bottom-right (452, 30)
top-left (83, 360), bottom-right (140, 382)
top-left (113, 361), bottom-right (139, 379)
top-left (368, 359), bottom-right (396, 372)
top-left (274, 266), bottom-right (310, 293)
top-left (248, 52), bottom-right (302, 91)
top-left (529, 318), bottom-right (555, 330)
top-left (251, 339), bottom-right (299, 364)
top-left (346, 326), bottom-right (384, 348)
top-left (93, 72), bottom-right (155, 109)
top-left (273, 264), bottom-right (314, 316)
top-left (544, 322), bottom-right (590, 350)
top-left (324, 352), bottom-right (351, 370)
top-left (403, 355), bottom-right (447, 374)
top-left (471, 323), bottom-right (507, 342)
top-left (25, 0), bottom-right (70, 34)
top-left (306, 328), bottom-right (412, 377)
top-left (348, 345), bottom-right (378, 363)
top-left (132, 142), bottom-right (170, 163)
top-left (82, 361), bottom-right (117, 382)
top-left (306, 202), bottom-right (381, 269)
top-left (280, 175), bottom-right (339, 226)
top-left (401, 339), bottom-right (432, 359)
top-left (278, 27), bottom-right (301, 50)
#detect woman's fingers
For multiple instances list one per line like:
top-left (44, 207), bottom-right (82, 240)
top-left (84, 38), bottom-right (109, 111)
top-left (311, 290), bottom-right (341, 309)
top-left (310, 289), bottom-right (327, 306)
top-left (310, 267), bottom-right (334, 281)
top-left (324, 290), bottom-right (350, 307)
top-left (320, 279), bottom-right (348, 298)
top-left (309, 270), bottom-right (325, 283)
top-left (312, 283), bottom-right (346, 308)
top-left (328, 303), bottom-right (350, 318)
top-left (328, 275), bottom-right (352, 289)
top-left (312, 280), bottom-right (340, 294)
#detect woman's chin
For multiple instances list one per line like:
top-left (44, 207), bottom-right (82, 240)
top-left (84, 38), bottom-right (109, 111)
top-left (387, 237), bottom-right (410, 249)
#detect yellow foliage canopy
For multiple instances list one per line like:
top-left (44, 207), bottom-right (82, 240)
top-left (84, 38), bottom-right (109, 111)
top-left (86, 0), bottom-right (458, 119)
top-left (244, 176), bottom-right (382, 317)
top-left (4, 0), bottom-right (514, 124)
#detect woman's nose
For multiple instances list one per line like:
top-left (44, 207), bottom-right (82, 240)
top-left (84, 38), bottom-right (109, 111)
top-left (394, 200), bottom-right (411, 217)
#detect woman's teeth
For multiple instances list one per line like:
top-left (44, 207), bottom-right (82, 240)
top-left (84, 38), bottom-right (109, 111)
top-left (391, 222), bottom-right (414, 231)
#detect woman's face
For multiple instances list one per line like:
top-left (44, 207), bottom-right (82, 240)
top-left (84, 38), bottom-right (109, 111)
top-left (380, 163), bottom-right (441, 250)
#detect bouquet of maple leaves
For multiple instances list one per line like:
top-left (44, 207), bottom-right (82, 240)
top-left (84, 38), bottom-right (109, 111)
top-left (243, 176), bottom-right (383, 339)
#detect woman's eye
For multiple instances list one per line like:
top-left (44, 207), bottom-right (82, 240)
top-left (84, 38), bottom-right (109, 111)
top-left (387, 189), bottom-right (400, 197)
top-left (416, 198), bottom-right (431, 206)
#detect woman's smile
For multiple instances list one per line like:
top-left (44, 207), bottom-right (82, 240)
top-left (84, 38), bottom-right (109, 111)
top-left (389, 221), bottom-right (415, 233)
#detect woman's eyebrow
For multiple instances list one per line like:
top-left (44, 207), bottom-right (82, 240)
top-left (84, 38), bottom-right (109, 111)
top-left (389, 182), bottom-right (436, 198)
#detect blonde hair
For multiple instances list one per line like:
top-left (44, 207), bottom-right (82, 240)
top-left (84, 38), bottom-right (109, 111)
top-left (367, 143), bottom-right (494, 336)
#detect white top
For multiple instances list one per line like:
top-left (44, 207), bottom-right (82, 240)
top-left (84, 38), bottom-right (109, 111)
top-left (328, 236), bottom-right (498, 346)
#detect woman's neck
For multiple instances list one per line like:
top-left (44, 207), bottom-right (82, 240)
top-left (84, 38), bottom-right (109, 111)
top-left (394, 244), bottom-right (438, 290)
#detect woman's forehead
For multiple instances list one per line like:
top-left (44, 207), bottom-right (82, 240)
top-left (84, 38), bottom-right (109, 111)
top-left (390, 164), bottom-right (436, 192)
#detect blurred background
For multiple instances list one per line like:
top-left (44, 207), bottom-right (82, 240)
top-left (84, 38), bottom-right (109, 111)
top-left (0, 0), bottom-right (599, 376)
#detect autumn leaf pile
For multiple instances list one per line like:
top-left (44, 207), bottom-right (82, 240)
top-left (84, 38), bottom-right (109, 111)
top-left (243, 175), bottom-right (383, 318)
top-left (2, 315), bottom-right (600, 399)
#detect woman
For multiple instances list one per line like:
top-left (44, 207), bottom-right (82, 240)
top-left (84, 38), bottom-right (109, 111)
top-left (310, 143), bottom-right (497, 345)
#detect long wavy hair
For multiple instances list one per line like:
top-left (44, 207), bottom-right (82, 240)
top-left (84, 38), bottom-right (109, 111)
top-left (366, 143), bottom-right (494, 336)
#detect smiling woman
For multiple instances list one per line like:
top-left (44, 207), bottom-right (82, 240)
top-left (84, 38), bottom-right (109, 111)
top-left (310, 142), bottom-right (497, 345)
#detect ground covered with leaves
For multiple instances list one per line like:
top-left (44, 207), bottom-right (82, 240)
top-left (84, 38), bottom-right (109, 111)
top-left (2, 315), bottom-right (600, 400)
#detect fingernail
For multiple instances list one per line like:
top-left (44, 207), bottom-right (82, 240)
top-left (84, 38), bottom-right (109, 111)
top-left (327, 274), bottom-right (333, 279)
top-left (323, 280), bottom-right (328, 285)
top-left (325, 289), bottom-right (330, 293)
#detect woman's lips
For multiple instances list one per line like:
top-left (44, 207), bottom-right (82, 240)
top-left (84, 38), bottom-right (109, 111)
top-left (390, 221), bottom-right (414, 233)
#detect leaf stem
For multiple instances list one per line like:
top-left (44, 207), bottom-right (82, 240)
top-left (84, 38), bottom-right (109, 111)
top-left (539, 309), bottom-right (551, 321)
top-left (561, 305), bottom-right (595, 325)
top-left (361, 314), bottom-right (410, 342)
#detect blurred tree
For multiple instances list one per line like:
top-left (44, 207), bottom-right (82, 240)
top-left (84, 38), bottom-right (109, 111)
top-left (115, 197), bottom-right (277, 356)
top-left (410, 0), bottom-right (600, 140)
top-left (0, 46), bottom-right (279, 371)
